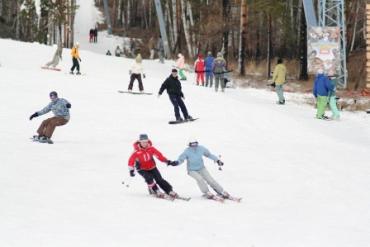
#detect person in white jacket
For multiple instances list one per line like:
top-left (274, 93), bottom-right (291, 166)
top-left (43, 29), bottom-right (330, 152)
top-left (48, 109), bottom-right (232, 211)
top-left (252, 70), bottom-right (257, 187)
top-left (128, 54), bottom-right (145, 92)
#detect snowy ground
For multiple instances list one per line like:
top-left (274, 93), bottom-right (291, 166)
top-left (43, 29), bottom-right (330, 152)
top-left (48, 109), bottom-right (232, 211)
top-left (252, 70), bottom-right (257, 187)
top-left (1, 37), bottom-right (370, 247)
top-left (1, 1), bottom-right (370, 246)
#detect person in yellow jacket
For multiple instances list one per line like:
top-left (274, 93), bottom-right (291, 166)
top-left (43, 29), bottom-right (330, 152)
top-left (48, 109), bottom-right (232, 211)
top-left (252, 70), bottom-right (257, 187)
top-left (70, 42), bottom-right (81, 75)
top-left (272, 58), bottom-right (287, 105)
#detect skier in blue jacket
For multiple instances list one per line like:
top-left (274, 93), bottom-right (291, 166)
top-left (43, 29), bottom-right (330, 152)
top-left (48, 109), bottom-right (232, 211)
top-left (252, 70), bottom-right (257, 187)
top-left (168, 139), bottom-right (230, 199)
top-left (204, 51), bottom-right (214, 87)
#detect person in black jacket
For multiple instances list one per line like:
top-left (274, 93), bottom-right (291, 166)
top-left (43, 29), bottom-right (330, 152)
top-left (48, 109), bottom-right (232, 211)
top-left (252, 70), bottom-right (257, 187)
top-left (158, 69), bottom-right (192, 121)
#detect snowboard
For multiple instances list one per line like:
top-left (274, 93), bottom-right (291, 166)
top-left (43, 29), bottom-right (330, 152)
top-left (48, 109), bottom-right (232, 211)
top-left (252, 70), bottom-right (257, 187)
top-left (118, 90), bottom-right (153, 95)
top-left (65, 72), bottom-right (87, 76)
top-left (168, 118), bottom-right (198, 124)
top-left (41, 66), bottom-right (61, 71)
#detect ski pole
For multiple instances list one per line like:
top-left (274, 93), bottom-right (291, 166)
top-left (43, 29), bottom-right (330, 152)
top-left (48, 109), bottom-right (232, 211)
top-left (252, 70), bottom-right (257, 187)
top-left (218, 155), bottom-right (223, 171)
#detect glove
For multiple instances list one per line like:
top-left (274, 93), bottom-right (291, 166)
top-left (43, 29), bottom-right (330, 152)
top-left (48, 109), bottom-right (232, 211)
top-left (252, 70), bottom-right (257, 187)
top-left (167, 160), bottom-right (179, 166)
top-left (143, 74), bottom-right (146, 79)
top-left (79, 58), bottom-right (82, 62)
top-left (129, 170), bottom-right (135, 177)
top-left (29, 112), bottom-right (38, 120)
top-left (66, 103), bottom-right (71, 109)
top-left (216, 160), bottom-right (224, 166)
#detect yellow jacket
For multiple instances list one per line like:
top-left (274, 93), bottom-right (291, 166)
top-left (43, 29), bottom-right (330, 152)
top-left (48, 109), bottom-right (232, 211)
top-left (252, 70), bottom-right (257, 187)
top-left (71, 47), bottom-right (80, 59)
top-left (272, 64), bottom-right (287, 85)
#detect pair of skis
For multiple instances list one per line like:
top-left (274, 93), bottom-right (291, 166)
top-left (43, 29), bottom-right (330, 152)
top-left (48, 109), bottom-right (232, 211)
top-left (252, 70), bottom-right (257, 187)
top-left (152, 193), bottom-right (191, 201)
top-left (206, 194), bottom-right (242, 203)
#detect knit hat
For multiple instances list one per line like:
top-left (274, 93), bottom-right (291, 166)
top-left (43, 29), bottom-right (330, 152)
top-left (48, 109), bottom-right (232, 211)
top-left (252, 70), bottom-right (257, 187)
top-left (49, 91), bottom-right (58, 98)
top-left (139, 134), bottom-right (149, 141)
top-left (207, 51), bottom-right (212, 56)
top-left (172, 68), bottom-right (178, 73)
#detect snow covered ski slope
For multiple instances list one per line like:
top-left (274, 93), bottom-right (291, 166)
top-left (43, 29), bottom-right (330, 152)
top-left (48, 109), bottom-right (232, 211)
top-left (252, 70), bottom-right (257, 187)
top-left (1, 37), bottom-right (370, 247)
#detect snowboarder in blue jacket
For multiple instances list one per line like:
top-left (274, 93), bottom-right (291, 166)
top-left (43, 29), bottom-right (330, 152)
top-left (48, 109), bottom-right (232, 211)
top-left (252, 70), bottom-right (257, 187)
top-left (168, 139), bottom-right (230, 199)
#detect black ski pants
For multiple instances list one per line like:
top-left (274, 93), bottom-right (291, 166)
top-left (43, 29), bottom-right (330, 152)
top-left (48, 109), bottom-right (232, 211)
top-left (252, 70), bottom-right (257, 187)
top-left (128, 73), bottom-right (144, 91)
top-left (138, 167), bottom-right (173, 194)
top-left (71, 58), bottom-right (80, 72)
top-left (169, 94), bottom-right (189, 120)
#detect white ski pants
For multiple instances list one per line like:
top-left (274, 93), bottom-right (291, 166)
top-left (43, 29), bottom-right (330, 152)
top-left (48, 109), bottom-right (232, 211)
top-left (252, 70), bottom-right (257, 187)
top-left (188, 168), bottom-right (224, 195)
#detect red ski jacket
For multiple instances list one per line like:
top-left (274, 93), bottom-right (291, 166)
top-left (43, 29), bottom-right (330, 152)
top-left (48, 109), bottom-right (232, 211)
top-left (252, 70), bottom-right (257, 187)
top-left (128, 140), bottom-right (168, 171)
top-left (194, 58), bottom-right (205, 73)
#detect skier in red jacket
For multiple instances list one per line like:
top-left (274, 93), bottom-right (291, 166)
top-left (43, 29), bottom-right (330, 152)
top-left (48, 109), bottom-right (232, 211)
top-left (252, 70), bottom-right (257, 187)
top-left (128, 134), bottom-right (178, 198)
top-left (194, 54), bottom-right (205, 86)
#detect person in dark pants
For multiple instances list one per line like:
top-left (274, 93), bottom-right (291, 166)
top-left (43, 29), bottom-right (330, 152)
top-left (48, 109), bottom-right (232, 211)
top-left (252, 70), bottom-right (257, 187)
top-left (128, 54), bottom-right (145, 92)
top-left (158, 69), bottom-right (192, 121)
top-left (128, 134), bottom-right (178, 198)
top-left (70, 42), bottom-right (81, 75)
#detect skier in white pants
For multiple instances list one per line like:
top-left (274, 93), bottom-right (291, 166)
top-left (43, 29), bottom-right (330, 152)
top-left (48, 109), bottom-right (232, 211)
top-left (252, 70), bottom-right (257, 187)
top-left (168, 139), bottom-right (230, 199)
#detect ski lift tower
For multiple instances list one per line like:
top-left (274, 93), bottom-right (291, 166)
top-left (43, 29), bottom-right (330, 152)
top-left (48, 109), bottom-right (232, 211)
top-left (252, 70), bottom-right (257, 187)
top-left (318, 0), bottom-right (347, 88)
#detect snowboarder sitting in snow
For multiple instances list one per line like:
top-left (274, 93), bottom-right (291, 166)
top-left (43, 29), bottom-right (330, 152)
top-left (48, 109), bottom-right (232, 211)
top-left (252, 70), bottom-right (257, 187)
top-left (158, 69), bottom-right (193, 122)
top-left (128, 134), bottom-right (178, 199)
top-left (70, 42), bottom-right (81, 75)
top-left (168, 139), bottom-right (230, 200)
top-left (45, 42), bottom-right (63, 69)
top-left (29, 91), bottom-right (71, 143)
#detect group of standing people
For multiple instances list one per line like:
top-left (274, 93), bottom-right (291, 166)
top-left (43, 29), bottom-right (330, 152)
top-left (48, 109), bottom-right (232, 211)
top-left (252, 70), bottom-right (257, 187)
top-left (89, 27), bottom-right (98, 43)
top-left (271, 58), bottom-right (340, 120)
top-left (175, 52), bottom-right (228, 92)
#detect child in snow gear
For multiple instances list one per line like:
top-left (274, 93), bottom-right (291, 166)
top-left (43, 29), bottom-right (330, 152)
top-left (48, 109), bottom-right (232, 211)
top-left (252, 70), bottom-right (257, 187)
top-left (106, 50), bottom-right (112, 56)
top-left (168, 139), bottom-right (230, 199)
top-left (29, 91), bottom-right (71, 143)
top-left (328, 72), bottom-right (340, 120)
top-left (128, 134), bottom-right (178, 198)
top-left (313, 69), bottom-right (334, 120)
top-left (205, 51), bottom-right (214, 87)
top-left (89, 29), bottom-right (94, 43)
top-left (158, 69), bottom-right (192, 121)
top-left (45, 42), bottom-right (63, 68)
top-left (213, 52), bottom-right (226, 92)
top-left (176, 53), bottom-right (187, 80)
top-left (272, 58), bottom-right (287, 104)
top-left (115, 46), bottom-right (122, 57)
top-left (70, 42), bottom-right (81, 75)
top-left (194, 54), bottom-right (205, 86)
top-left (128, 54), bottom-right (145, 92)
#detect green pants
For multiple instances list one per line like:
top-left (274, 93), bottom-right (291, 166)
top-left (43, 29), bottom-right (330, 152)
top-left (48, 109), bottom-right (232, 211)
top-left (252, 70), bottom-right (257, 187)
top-left (179, 69), bottom-right (187, 80)
top-left (275, 84), bottom-right (285, 103)
top-left (215, 74), bottom-right (224, 92)
top-left (316, 96), bottom-right (328, 119)
top-left (328, 96), bottom-right (340, 119)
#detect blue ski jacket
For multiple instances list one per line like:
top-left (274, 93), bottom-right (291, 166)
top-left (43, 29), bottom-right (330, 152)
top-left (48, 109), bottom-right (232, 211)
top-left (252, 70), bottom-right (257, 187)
top-left (313, 74), bottom-right (334, 97)
top-left (176, 145), bottom-right (219, 171)
top-left (204, 55), bottom-right (214, 73)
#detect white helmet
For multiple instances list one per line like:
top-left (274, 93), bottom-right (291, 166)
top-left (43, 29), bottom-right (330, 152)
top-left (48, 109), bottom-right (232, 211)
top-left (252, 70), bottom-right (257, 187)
top-left (188, 137), bottom-right (198, 147)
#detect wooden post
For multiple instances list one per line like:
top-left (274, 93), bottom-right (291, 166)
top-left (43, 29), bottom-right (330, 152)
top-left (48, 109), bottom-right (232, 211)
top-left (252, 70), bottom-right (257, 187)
top-left (367, 3), bottom-right (370, 89)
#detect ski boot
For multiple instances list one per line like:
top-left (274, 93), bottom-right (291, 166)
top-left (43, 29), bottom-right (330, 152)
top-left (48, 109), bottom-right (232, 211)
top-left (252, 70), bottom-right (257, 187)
top-left (168, 191), bottom-right (178, 199)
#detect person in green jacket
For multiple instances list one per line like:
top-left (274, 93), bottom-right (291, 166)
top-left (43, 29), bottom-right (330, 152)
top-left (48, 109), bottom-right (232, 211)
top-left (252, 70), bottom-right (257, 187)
top-left (272, 58), bottom-right (287, 105)
top-left (328, 71), bottom-right (340, 120)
